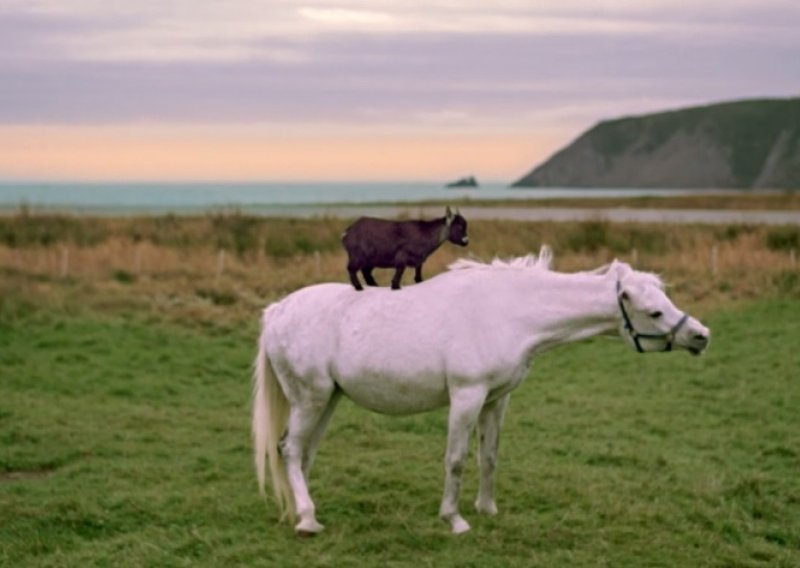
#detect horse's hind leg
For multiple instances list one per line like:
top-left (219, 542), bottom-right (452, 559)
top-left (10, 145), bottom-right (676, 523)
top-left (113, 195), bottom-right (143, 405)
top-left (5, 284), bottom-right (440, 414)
top-left (282, 380), bottom-right (337, 535)
top-left (440, 384), bottom-right (488, 534)
top-left (475, 393), bottom-right (510, 516)
top-left (302, 389), bottom-right (342, 478)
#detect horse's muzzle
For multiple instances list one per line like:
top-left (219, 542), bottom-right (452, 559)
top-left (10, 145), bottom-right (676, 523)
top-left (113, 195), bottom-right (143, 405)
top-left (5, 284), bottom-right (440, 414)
top-left (686, 330), bottom-right (710, 356)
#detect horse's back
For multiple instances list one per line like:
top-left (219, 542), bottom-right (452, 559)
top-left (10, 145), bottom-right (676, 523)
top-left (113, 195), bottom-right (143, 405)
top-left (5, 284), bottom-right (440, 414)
top-left (260, 271), bottom-right (531, 414)
top-left (262, 283), bottom-right (354, 375)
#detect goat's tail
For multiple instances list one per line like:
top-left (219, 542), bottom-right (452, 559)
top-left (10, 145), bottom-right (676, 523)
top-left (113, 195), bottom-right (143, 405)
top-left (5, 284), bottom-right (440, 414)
top-left (252, 306), bottom-right (295, 522)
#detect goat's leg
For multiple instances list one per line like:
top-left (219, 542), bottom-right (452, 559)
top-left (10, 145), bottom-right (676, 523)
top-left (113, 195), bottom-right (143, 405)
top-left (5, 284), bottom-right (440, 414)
top-left (440, 384), bottom-right (488, 534)
top-left (362, 267), bottom-right (379, 287)
top-left (390, 265), bottom-right (406, 290)
top-left (475, 393), bottom-right (510, 516)
top-left (414, 264), bottom-right (424, 283)
top-left (347, 262), bottom-right (363, 291)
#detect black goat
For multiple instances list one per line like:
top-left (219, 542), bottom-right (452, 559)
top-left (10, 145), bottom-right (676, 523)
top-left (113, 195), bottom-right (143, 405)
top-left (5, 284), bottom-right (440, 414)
top-left (342, 207), bottom-right (469, 291)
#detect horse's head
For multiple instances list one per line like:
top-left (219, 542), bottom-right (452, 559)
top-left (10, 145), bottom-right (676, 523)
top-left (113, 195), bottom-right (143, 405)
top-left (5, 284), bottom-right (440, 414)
top-left (613, 262), bottom-right (710, 355)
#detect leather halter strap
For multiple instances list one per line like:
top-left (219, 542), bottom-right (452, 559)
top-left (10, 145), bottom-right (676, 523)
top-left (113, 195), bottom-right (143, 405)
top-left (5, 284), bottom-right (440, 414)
top-left (616, 280), bottom-right (689, 353)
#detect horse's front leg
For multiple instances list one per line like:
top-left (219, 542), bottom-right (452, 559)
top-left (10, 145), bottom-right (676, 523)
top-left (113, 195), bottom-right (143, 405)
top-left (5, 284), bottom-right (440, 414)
top-left (475, 393), bottom-right (510, 516)
top-left (413, 264), bottom-right (424, 283)
top-left (440, 384), bottom-right (488, 534)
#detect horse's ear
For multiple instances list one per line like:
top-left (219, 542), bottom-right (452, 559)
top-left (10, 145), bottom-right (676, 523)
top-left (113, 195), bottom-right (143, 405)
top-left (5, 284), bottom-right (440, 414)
top-left (445, 206), bottom-right (453, 219)
top-left (617, 280), bottom-right (635, 304)
top-left (611, 259), bottom-right (633, 280)
top-left (613, 260), bottom-right (635, 301)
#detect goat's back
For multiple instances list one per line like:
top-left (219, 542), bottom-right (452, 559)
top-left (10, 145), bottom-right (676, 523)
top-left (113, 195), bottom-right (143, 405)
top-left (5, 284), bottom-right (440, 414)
top-left (343, 217), bottom-right (428, 250)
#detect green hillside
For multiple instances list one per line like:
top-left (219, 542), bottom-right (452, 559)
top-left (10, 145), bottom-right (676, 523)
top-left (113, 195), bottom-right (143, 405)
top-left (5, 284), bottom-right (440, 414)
top-left (513, 98), bottom-right (800, 189)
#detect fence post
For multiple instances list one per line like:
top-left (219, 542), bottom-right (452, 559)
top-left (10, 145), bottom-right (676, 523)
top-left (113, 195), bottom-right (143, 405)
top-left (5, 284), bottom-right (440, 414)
top-left (790, 249), bottom-right (797, 269)
top-left (60, 246), bottom-right (69, 277)
top-left (216, 248), bottom-right (226, 281)
top-left (314, 250), bottom-right (321, 277)
top-left (631, 248), bottom-right (638, 267)
top-left (710, 245), bottom-right (718, 275)
top-left (134, 245), bottom-right (143, 274)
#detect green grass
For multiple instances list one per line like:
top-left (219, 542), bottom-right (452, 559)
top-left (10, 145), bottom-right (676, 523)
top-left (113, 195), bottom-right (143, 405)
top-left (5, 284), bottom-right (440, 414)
top-left (1, 299), bottom-right (799, 567)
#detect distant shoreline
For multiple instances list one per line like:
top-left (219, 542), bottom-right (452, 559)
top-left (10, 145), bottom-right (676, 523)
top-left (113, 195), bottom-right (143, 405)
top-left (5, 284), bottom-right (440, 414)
top-left (2, 201), bottom-right (800, 225)
top-left (2, 183), bottom-right (799, 224)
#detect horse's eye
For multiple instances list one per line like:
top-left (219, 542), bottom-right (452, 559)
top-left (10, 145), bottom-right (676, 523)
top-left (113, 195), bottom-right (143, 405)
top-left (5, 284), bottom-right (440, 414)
top-left (649, 311), bottom-right (663, 319)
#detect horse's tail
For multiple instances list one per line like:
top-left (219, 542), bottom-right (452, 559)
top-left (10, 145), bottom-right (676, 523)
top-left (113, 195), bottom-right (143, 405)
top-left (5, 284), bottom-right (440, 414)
top-left (252, 305), bottom-right (295, 522)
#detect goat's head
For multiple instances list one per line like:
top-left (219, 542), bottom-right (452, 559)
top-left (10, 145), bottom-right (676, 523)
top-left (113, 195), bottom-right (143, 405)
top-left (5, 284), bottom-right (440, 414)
top-left (445, 206), bottom-right (469, 246)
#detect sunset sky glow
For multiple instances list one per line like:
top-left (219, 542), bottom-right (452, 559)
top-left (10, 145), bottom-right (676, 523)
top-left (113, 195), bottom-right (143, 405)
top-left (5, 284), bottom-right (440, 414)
top-left (1, 1), bottom-right (798, 182)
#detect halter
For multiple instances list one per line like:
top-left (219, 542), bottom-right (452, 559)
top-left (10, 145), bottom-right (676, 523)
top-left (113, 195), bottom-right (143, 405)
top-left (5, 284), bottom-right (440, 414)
top-left (616, 280), bottom-right (689, 353)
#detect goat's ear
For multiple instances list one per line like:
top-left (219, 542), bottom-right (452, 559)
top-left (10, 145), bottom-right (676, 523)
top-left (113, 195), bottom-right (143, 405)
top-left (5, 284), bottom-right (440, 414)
top-left (445, 207), bottom-right (454, 226)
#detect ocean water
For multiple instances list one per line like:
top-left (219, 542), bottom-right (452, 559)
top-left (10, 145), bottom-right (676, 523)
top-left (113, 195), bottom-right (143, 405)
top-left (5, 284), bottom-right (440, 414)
top-left (0, 181), bottom-right (715, 213)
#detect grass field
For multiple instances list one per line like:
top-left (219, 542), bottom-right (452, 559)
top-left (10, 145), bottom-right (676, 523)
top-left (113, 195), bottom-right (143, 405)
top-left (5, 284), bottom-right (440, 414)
top-left (1, 211), bottom-right (799, 566)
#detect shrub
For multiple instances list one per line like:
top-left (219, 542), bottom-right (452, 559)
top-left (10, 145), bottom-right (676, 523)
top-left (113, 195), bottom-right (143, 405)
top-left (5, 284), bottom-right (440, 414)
top-left (766, 227), bottom-right (800, 251)
top-left (112, 270), bottom-right (136, 284)
top-left (210, 212), bottom-right (261, 256)
top-left (293, 235), bottom-right (315, 255)
top-left (716, 224), bottom-right (757, 242)
top-left (772, 271), bottom-right (800, 296)
top-left (264, 235), bottom-right (294, 259)
top-left (0, 214), bottom-right (106, 247)
top-left (196, 288), bottom-right (237, 306)
top-left (563, 221), bottom-right (611, 253)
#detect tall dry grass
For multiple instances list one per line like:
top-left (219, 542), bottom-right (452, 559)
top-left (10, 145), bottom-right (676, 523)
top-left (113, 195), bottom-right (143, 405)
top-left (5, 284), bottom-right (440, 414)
top-left (1, 212), bottom-right (797, 326)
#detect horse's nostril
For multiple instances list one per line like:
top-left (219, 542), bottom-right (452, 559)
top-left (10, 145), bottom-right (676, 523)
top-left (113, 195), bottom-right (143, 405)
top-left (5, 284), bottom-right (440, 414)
top-left (694, 334), bottom-right (708, 342)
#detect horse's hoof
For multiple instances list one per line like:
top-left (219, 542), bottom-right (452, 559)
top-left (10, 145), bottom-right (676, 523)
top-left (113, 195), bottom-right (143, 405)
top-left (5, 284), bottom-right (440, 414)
top-left (295, 519), bottom-right (324, 536)
top-left (475, 500), bottom-right (498, 516)
top-left (475, 497), bottom-right (498, 515)
top-left (450, 516), bottom-right (471, 535)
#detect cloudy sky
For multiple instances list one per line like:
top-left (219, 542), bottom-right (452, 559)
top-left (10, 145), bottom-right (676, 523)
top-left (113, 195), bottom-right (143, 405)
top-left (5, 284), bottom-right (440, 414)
top-left (1, 0), bottom-right (798, 182)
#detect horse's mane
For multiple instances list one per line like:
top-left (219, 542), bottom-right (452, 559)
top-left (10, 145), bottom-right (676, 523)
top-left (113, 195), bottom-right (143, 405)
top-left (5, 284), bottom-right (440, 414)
top-left (448, 245), bottom-right (554, 272)
top-left (591, 260), bottom-right (666, 290)
top-left (631, 270), bottom-right (667, 290)
top-left (448, 247), bottom-right (666, 289)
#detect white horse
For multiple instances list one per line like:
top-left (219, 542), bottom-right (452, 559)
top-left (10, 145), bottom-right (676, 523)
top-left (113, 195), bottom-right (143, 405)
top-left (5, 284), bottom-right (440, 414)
top-left (252, 246), bottom-right (710, 535)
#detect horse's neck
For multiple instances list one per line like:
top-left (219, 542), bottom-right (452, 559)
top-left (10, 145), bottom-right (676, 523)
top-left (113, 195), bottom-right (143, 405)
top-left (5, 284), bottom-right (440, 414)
top-left (509, 272), bottom-right (619, 355)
